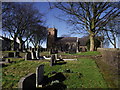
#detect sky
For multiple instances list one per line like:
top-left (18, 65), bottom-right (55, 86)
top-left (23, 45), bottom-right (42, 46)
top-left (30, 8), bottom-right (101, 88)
top-left (34, 2), bottom-right (81, 37)
top-left (34, 2), bottom-right (120, 48)
top-left (1, 1), bottom-right (120, 48)
top-left (33, 2), bottom-right (83, 48)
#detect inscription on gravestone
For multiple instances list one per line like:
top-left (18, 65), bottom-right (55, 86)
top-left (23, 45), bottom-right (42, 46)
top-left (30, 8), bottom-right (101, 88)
top-left (36, 64), bottom-right (44, 88)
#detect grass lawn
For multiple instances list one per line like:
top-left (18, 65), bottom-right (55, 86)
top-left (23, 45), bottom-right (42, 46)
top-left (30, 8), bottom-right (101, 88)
top-left (2, 57), bottom-right (108, 89)
top-left (59, 51), bottom-right (101, 56)
top-left (41, 51), bottom-right (101, 56)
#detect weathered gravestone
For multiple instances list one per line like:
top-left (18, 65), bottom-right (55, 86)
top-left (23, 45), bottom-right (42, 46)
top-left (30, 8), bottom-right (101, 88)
top-left (55, 54), bottom-right (58, 61)
top-left (8, 52), bottom-right (15, 57)
top-left (15, 51), bottom-right (19, 57)
top-left (18, 73), bottom-right (36, 90)
top-left (25, 52), bottom-right (31, 60)
top-left (30, 48), bottom-right (37, 59)
top-left (36, 64), bottom-right (44, 88)
top-left (50, 55), bottom-right (56, 66)
top-left (5, 58), bottom-right (11, 63)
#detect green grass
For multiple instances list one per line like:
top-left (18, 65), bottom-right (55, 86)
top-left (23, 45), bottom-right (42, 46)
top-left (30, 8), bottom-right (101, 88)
top-left (40, 51), bottom-right (50, 56)
top-left (59, 51), bottom-right (101, 56)
top-left (2, 51), bottom-right (15, 53)
top-left (41, 51), bottom-right (101, 56)
top-left (2, 57), bottom-right (108, 89)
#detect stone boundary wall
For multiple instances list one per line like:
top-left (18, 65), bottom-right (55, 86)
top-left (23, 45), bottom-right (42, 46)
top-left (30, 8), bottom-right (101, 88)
top-left (97, 48), bottom-right (120, 68)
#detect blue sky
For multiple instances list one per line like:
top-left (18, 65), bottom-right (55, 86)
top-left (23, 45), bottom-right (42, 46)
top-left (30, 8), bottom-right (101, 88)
top-left (34, 2), bottom-right (120, 48)
top-left (34, 2), bottom-right (83, 48)
top-left (34, 2), bottom-right (81, 37)
top-left (1, 2), bottom-right (120, 48)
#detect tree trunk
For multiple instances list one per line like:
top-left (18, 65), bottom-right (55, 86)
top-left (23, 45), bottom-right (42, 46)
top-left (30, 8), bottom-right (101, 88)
top-left (19, 42), bottom-right (23, 51)
top-left (19, 38), bottom-right (25, 51)
top-left (90, 34), bottom-right (95, 51)
top-left (113, 44), bottom-right (117, 48)
top-left (12, 36), bottom-right (17, 51)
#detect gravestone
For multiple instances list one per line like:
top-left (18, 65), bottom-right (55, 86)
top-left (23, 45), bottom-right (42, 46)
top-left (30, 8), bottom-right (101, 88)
top-left (31, 48), bottom-right (36, 59)
top-left (25, 52), bottom-right (31, 60)
top-left (8, 52), bottom-right (15, 57)
top-left (36, 64), bottom-right (44, 88)
top-left (55, 54), bottom-right (58, 62)
top-left (50, 55), bottom-right (56, 66)
top-left (18, 73), bottom-right (36, 90)
top-left (5, 59), bottom-right (10, 63)
top-left (59, 55), bottom-right (62, 60)
top-left (15, 51), bottom-right (19, 57)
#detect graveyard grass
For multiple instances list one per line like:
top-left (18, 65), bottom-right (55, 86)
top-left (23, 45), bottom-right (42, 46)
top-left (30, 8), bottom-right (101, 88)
top-left (2, 52), bottom-right (109, 89)
top-left (42, 51), bottom-right (101, 56)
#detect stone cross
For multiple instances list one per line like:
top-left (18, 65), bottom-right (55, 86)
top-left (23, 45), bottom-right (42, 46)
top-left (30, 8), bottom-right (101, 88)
top-left (36, 64), bottom-right (44, 88)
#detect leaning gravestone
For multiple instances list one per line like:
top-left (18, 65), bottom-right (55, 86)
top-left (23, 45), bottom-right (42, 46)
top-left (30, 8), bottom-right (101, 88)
top-left (36, 64), bottom-right (44, 88)
top-left (18, 73), bottom-right (36, 90)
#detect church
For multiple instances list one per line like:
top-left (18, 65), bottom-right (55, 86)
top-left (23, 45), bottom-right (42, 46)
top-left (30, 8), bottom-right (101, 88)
top-left (47, 28), bottom-right (88, 53)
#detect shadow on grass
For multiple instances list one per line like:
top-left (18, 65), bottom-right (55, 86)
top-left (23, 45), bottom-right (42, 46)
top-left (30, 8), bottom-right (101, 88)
top-left (54, 59), bottom-right (67, 66)
top-left (2, 64), bottom-right (8, 67)
top-left (43, 72), bottom-right (67, 89)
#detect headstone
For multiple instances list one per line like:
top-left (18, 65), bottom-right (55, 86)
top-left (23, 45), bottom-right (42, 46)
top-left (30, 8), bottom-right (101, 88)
top-left (25, 52), bottom-right (31, 60)
top-left (5, 59), bottom-right (10, 63)
top-left (18, 73), bottom-right (36, 90)
top-left (30, 48), bottom-right (36, 59)
top-left (15, 51), bottom-right (19, 57)
top-left (8, 52), bottom-right (15, 57)
top-left (59, 55), bottom-right (62, 60)
top-left (55, 54), bottom-right (58, 62)
top-left (25, 54), bottom-right (27, 61)
top-left (50, 55), bottom-right (56, 66)
top-left (36, 64), bottom-right (44, 88)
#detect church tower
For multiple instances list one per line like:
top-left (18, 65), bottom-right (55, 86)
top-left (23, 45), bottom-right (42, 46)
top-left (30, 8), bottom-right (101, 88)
top-left (47, 28), bottom-right (57, 50)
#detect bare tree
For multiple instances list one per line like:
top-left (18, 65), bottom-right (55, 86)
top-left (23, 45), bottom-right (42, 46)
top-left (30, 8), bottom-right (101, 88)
top-left (30, 25), bottom-right (47, 48)
top-left (2, 2), bottom-right (44, 51)
top-left (52, 2), bottom-right (120, 51)
top-left (29, 25), bottom-right (47, 59)
top-left (104, 17), bottom-right (120, 48)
